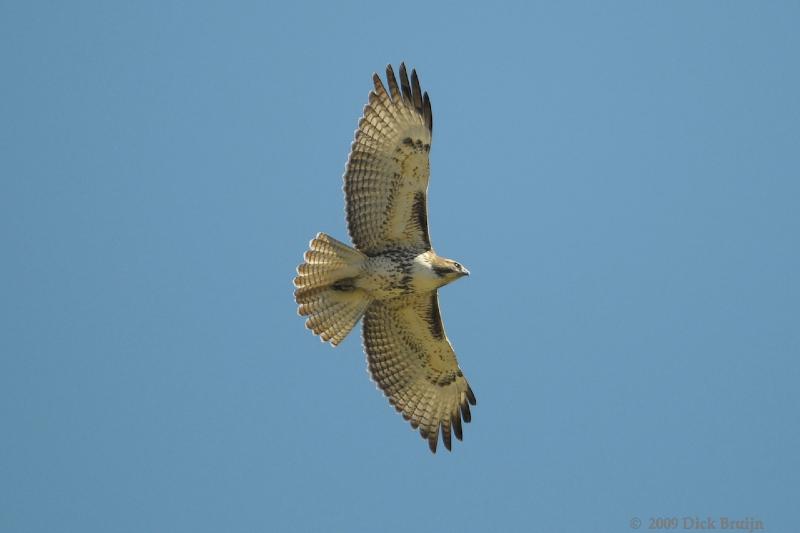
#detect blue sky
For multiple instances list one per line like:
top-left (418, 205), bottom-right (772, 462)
top-left (2, 1), bottom-right (798, 532)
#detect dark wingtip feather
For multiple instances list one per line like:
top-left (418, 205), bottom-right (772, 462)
top-left (428, 425), bottom-right (439, 453)
top-left (372, 73), bottom-right (386, 95)
top-left (410, 68), bottom-right (423, 112)
top-left (442, 422), bottom-right (452, 451)
top-left (399, 63), bottom-right (412, 103)
top-left (423, 92), bottom-right (433, 133)
top-left (385, 64), bottom-right (400, 102)
top-left (460, 401), bottom-right (472, 423)
top-left (466, 385), bottom-right (477, 406)
top-left (452, 412), bottom-right (463, 441)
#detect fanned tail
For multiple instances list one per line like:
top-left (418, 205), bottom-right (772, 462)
top-left (294, 233), bottom-right (370, 345)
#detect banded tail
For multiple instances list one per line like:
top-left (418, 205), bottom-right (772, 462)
top-left (294, 233), bottom-right (371, 345)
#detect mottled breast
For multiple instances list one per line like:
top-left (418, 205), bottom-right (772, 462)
top-left (358, 248), bottom-right (420, 299)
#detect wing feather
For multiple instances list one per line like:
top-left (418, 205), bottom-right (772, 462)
top-left (399, 63), bottom-right (413, 104)
top-left (423, 92), bottom-right (433, 133)
top-left (363, 292), bottom-right (476, 453)
top-left (344, 63), bottom-right (433, 254)
top-left (410, 68), bottom-right (424, 112)
top-left (385, 64), bottom-right (402, 103)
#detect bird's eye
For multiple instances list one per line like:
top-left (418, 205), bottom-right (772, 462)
top-left (454, 262), bottom-right (461, 269)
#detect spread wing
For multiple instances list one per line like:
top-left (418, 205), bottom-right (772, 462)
top-left (363, 292), bottom-right (477, 453)
top-left (344, 63), bottom-right (434, 255)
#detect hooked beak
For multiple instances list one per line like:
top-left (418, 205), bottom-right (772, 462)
top-left (460, 266), bottom-right (470, 277)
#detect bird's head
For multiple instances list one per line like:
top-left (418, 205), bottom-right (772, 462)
top-left (431, 256), bottom-right (470, 285)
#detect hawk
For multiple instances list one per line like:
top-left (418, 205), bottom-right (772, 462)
top-left (294, 64), bottom-right (476, 453)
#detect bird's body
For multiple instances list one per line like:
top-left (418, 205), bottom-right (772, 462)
top-left (356, 249), bottom-right (462, 298)
top-left (294, 64), bottom-right (476, 453)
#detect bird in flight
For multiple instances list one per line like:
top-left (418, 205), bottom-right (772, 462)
top-left (293, 64), bottom-right (476, 453)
